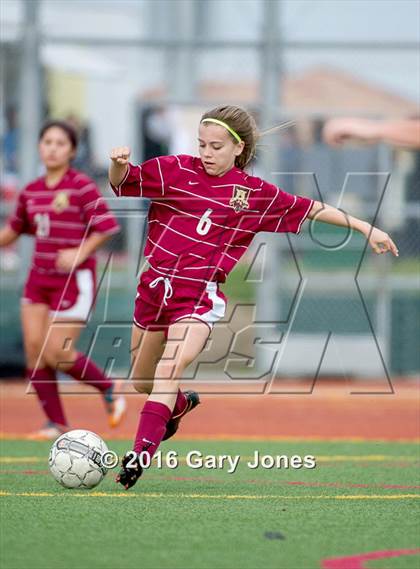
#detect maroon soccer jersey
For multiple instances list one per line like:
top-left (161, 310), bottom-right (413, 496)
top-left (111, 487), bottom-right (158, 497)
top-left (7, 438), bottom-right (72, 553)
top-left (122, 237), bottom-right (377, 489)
top-left (9, 168), bottom-right (119, 274)
top-left (111, 155), bottom-right (313, 284)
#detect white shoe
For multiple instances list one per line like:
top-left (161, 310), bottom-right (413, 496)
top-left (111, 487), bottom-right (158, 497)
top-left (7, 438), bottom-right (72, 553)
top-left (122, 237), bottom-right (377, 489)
top-left (27, 423), bottom-right (67, 441)
top-left (108, 395), bottom-right (127, 428)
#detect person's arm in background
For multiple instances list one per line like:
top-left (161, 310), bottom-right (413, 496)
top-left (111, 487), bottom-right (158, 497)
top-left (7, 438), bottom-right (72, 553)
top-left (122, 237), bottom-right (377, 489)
top-left (1, 185), bottom-right (31, 246)
top-left (0, 225), bottom-right (19, 247)
top-left (57, 173), bottom-right (120, 272)
top-left (322, 118), bottom-right (420, 149)
top-left (307, 200), bottom-right (399, 256)
top-left (56, 232), bottom-right (113, 272)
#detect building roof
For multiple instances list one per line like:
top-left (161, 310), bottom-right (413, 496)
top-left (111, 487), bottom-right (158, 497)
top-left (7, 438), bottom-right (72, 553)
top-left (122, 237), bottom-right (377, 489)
top-left (141, 66), bottom-right (418, 116)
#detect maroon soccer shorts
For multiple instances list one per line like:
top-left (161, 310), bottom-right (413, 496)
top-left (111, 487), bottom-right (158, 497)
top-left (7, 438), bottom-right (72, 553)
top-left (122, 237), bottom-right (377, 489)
top-left (22, 268), bottom-right (96, 321)
top-left (133, 267), bottom-right (227, 337)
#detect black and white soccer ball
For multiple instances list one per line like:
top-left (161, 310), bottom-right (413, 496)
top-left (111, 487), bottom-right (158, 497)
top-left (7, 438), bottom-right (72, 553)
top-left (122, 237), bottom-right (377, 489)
top-left (49, 429), bottom-right (108, 489)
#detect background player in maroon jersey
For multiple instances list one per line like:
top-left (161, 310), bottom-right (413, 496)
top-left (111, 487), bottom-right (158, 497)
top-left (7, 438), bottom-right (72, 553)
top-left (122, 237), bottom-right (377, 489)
top-left (0, 120), bottom-right (126, 439)
top-left (109, 105), bottom-right (398, 489)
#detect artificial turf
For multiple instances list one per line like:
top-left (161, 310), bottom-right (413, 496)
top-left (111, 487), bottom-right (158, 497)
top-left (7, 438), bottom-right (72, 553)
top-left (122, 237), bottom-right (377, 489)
top-left (1, 439), bottom-right (419, 569)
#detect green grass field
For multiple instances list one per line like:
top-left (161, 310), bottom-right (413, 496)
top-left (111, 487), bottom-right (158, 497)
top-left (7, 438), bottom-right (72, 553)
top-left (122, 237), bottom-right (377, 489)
top-left (1, 439), bottom-right (419, 569)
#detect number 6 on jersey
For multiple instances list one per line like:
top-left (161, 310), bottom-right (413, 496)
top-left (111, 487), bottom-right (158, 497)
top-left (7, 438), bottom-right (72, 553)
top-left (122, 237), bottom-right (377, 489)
top-left (196, 208), bottom-right (213, 236)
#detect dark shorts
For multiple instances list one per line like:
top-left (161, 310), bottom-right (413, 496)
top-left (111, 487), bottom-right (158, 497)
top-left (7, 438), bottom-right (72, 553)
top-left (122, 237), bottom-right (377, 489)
top-left (133, 267), bottom-right (227, 338)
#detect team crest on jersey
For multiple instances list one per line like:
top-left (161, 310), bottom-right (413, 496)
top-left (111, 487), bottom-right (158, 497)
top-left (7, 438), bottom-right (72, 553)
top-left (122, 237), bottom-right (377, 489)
top-left (229, 185), bottom-right (251, 213)
top-left (52, 191), bottom-right (70, 213)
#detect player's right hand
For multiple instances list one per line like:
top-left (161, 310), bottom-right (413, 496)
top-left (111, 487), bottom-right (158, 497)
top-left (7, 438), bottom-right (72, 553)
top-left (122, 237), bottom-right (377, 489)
top-left (110, 146), bottom-right (131, 165)
top-left (368, 227), bottom-right (399, 257)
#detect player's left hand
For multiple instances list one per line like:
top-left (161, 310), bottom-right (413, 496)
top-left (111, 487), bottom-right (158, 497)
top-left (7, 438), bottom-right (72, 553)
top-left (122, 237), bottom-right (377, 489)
top-left (368, 227), bottom-right (399, 257)
top-left (56, 248), bottom-right (84, 271)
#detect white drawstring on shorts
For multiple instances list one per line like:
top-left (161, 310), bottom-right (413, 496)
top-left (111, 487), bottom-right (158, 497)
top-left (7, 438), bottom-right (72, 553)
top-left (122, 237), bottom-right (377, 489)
top-left (148, 276), bottom-right (173, 306)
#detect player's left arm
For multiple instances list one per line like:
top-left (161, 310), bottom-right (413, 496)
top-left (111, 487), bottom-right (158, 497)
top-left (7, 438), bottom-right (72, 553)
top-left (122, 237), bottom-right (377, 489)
top-left (56, 232), bottom-right (113, 272)
top-left (56, 179), bottom-right (120, 272)
top-left (307, 200), bottom-right (399, 257)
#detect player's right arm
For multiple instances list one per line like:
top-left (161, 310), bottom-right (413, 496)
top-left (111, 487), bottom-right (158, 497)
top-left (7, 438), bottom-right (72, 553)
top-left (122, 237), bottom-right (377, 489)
top-left (109, 146), bottom-right (130, 188)
top-left (1, 187), bottom-right (30, 246)
top-left (0, 225), bottom-right (19, 247)
top-left (109, 146), bottom-right (169, 199)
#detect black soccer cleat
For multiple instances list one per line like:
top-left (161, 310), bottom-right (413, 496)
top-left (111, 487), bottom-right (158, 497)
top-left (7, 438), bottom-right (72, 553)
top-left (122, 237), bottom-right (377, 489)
top-left (116, 452), bottom-right (143, 490)
top-left (163, 390), bottom-right (200, 441)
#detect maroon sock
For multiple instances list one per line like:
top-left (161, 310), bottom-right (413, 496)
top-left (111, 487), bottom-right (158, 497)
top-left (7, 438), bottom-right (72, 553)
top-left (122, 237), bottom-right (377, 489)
top-left (67, 353), bottom-right (112, 393)
top-left (172, 390), bottom-right (188, 419)
top-left (28, 367), bottom-right (67, 427)
top-left (133, 400), bottom-right (172, 458)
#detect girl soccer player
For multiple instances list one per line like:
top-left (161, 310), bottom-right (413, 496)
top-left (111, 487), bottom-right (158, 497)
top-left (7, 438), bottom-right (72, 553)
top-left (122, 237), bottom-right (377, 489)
top-left (0, 120), bottom-right (126, 439)
top-left (109, 105), bottom-right (398, 489)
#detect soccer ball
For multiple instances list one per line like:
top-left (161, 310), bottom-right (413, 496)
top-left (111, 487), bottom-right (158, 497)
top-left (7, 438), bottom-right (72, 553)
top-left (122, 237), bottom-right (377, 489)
top-left (49, 429), bottom-right (108, 489)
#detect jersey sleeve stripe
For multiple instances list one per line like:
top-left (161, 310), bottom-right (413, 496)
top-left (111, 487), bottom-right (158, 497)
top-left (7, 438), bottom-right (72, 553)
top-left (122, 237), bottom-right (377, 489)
top-left (296, 199), bottom-right (314, 234)
top-left (156, 157), bottom-right (165, 196)
top-left (74, 174), bottom-right (92, 183)
top-left (79, 183), bottom-right (97, 195)
top-left (259, 186), bottom-right (279, 224)
top-left (82, 197), bottom-right (100, 208)
top-left (139, 164), bottom-right (143, 197)
top-left (273, 194), bottom-right (297, 232)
